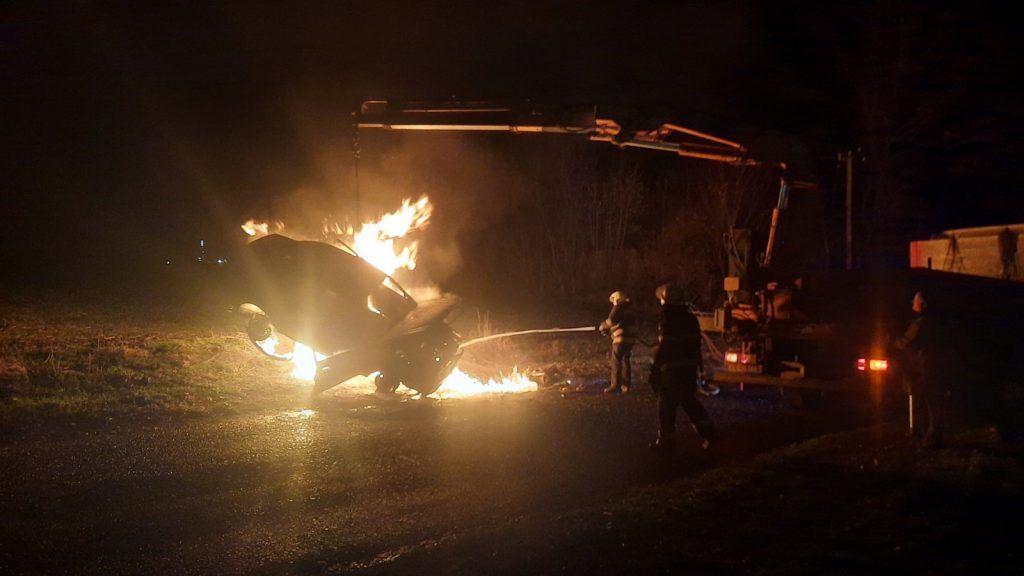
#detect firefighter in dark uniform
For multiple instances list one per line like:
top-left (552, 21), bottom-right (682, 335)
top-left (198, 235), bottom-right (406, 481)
top-left (649, 283), bottom-right (718, 452)
top-left (891, 290), bottom-right (945, 448)
top-left (599, 291), bottom-right (637, 393)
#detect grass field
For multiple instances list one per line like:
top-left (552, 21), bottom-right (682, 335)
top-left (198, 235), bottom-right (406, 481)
top-left (0, 301), bottom-right (303, 425)
top-left (0, 297), bottom-right (612, 426)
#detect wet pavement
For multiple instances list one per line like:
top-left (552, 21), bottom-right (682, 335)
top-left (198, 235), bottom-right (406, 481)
top-left (0, 386), bottom-right (881, 575)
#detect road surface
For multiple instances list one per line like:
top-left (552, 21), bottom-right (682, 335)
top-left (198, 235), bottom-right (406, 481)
top-left (0, 385), bottom-right (916, 575)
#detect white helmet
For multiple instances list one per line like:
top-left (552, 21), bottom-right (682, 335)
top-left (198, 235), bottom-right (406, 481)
top-left (609, 291), bottom-right (630, 305)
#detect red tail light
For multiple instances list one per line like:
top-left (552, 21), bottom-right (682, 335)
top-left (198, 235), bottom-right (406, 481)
top-left (857, 358), bottom-right (889, 372)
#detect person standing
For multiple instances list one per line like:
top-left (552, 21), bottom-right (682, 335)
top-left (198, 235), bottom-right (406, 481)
top-left (891, 290), bottom-right (945, 448)
top-left (648, 283), bottom-right (718, 452)
top-left (599, 291), bottom-right (637, 393)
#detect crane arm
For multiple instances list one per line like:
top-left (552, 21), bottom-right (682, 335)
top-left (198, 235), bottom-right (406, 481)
top-left (354, 99), bottom-right (761, 165)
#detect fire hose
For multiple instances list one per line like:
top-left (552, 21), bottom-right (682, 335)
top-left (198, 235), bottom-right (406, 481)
top-left (458, 326), bottom-right (597, 349)
top-left (458, 326), bottom-right (719, 396)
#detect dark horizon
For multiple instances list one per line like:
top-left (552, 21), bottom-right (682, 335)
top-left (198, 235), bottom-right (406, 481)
top-left (4, 1), bottom-right (1022, 294)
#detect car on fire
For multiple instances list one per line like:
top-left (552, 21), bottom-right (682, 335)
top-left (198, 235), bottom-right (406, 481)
top-left (232, 234), bottom-right (462, 395)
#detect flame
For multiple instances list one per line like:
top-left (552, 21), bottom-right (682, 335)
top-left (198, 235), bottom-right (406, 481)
top-left (291, 342), bottom-right (327, 380)
top-left (283, 361), bottom-right (538, 398)
top-left (254, 335), bottom-right (326, 380)
top-left (432, 367), bottom-right (538, 399)
top-left (241, 219), bottom-right (284, 239)
top-left (286, 361), bottom-right (539, 398)
top-left (243, 196), bottom-right (431, 274)
top-left (352, 195), bottom-right (432, 275)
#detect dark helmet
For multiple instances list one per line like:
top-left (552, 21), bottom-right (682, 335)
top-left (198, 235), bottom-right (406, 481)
top-left (655, 283), bottom-right (685, 305)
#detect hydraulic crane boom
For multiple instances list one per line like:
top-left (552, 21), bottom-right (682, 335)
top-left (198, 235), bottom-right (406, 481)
top-left (354, 99), bottom-right (762, 165)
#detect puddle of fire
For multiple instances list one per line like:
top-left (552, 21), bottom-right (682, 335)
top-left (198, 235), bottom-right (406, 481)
top-left (289, 355), bottom-right (537, 398)
top-left (432, 367), bottom-right (538, 399)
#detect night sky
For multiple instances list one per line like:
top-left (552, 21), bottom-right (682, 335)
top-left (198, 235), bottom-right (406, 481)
top-left (3, 1), bottom-right (1021, 290)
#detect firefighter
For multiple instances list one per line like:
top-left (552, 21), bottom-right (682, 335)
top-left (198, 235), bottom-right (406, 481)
top-left (598, 290), bottom-right (637, 393)
top-left (891, 290), bottom-right (945, 448)
top-left (648, 283), bottom-right (718, 452)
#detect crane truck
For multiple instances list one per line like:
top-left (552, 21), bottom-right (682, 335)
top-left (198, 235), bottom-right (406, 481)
top-left (349, 99), bottom-right (1023, 430)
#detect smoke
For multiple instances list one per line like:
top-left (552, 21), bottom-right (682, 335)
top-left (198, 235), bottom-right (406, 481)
top-left (240, 89), bottom-right (680, 306)
top-left (422, 239), bottom-right (464, 284)
top-left (240, 88), bottom-right (535, 295)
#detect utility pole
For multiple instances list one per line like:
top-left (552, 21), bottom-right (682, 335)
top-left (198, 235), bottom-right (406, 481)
top-left (841, 151), bottom-right (854, 270)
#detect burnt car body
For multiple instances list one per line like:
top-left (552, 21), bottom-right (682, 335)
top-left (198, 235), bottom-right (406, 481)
top-left (233, 234), bottom-right (461, 395)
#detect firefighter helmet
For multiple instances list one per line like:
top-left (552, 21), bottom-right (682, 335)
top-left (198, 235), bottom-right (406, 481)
top-left (655, 283), bottom-right (685, 305)
top-left (609, 291), bottom-right (630, 305)
top-left (912, 290), bottom-right (927, 313)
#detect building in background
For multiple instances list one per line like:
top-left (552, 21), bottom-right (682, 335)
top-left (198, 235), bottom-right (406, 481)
top-left (910, 224), bottom-right (1023, 282)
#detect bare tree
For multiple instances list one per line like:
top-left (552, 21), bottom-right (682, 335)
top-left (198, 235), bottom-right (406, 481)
top-left (638, 163), bottom-right (777, 306)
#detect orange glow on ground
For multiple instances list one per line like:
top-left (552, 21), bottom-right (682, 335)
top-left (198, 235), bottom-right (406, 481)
top-left (432, 367), bottom-right (538, 399)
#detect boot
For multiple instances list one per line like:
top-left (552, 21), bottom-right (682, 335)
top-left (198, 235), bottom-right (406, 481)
top-left (697, 381), bottom-right (720, 397)
top-left (603, 385), bottom-right (621, 394)
top-left (648, 431), bottom-right (676, 453)
top-left (692, 418), bottom-right (718, 450)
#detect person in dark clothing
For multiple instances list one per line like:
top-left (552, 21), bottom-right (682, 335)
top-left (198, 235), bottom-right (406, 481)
top-left (891, 290), bottom-right (945, 448)
top-left (599, 291), bottom-right (637, 393)
top-left (648, 283), bottom-right (718, 452)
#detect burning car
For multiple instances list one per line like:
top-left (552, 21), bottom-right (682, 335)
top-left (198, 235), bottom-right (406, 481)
top-left (233, 234), bottom-right (462, 395)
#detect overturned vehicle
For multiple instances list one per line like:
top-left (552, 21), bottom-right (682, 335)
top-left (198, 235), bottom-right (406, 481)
top-left (233, 234), bottom-right (462, 395)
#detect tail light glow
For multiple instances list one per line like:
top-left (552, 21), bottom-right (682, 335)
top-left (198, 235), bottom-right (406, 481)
top-left (857, 358), bottom-right (889, 372)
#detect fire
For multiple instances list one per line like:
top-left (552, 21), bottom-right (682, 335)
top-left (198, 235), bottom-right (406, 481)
top-left (432, 367), bottom-right (538, 399)
top-left (254, 335), bottom-right (327, 381)
top-left (291, 342), bottom-right (326, 380)
top-left (352, 195), bottom-right (432, 275)
top-left (243, 196), bottom-right (431, 274)
top-left (286, 364), bottom-right (538, 398)
top-left (241, 218), bottom-right (283, 238)
top-left (244, 196), bottom-right (533, 399)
